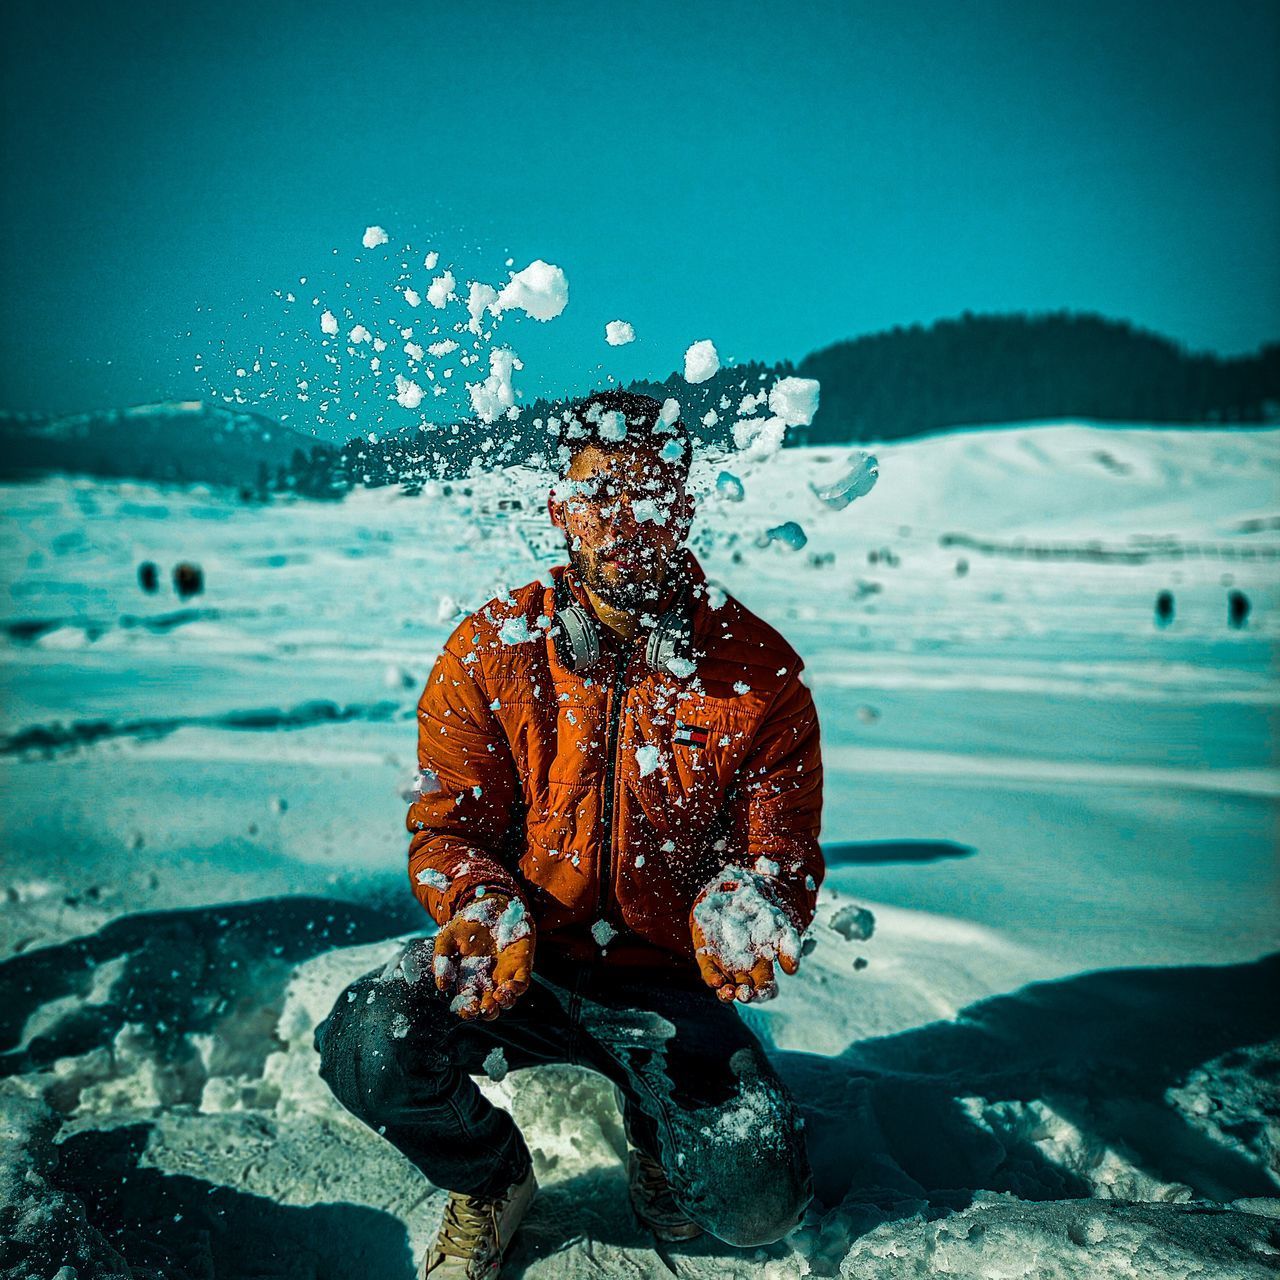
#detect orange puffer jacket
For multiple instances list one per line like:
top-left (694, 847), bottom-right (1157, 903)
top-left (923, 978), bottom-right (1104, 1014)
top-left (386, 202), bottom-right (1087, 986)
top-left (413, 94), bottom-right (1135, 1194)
top-left (406, 549), bottom-right (824, 970)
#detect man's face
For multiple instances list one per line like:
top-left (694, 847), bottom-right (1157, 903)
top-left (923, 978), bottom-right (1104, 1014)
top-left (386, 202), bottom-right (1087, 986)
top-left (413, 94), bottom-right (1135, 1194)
top-left (548, 444), bottom-right (695, 613)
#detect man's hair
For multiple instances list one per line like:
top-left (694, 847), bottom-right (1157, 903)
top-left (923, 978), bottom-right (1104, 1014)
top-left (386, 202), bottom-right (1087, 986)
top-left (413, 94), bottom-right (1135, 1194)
top-left (556, 389), bottom-right (692, 483)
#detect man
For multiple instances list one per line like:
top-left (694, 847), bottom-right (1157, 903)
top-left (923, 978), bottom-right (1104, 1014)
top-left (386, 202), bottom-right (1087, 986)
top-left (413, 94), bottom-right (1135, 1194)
top-left (314, 389), bottom-right (824, 1279)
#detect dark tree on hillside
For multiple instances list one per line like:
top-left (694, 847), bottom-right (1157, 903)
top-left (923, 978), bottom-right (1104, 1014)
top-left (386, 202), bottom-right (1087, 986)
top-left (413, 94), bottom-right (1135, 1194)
top-left (797, 311), bottom-right (1279, 444)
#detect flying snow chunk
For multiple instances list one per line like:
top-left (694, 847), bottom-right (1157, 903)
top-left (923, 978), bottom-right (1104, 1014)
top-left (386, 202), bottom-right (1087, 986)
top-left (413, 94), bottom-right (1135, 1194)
top-left (598, 410), bottom-right (626, 442)
top-left (811, 451), bottom-right (879, 510)
top-left (830, 904), bottom-right (876, 942)
top-left (660, 398), bottom-right (680, 426)
top-left (428, 340), bottom-right (459, 357)
top-left (467, 348), bottom-right (523, 424)
top-left (734, 416), bottom-right (786, 461)
top-left (349, 324), bottom-right (372, 344)
top-left (467, 281), bottom-right (499, 334)
top-left (768, 376), bottom-right (820, 427)
top-left (320, 310), bottom-right (339, 336)
top-left (683, 339), bottom-right (719, 384)
top-left (605, 319), bottom-right (635, 346)
top-left (427, 270), bottom-right (457, 309)
top-left (394, 375), bottom-right (424, 409)
top-left (404, 287), bottom-right (421, 308)
top-left (591, 919), bottom-right (618, 948)
top-left (635, 744), bottom-right (662, 777)
top-left (498, 614), bottom-right (540, 646)
top-left (362, 225), bottom-right (389, 249)
top-left (716, 471), bottom-right (745, 502)
top-left (495, 260), bottom-right (568, 322)
top-left (762, 520), bottom-right (807, 550)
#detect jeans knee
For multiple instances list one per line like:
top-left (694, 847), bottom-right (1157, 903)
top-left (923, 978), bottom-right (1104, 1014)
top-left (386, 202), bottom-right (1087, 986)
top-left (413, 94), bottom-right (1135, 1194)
top-left (315, 978), bottom-right (429, 1118)
top-left (700, 1182), bottom-right (810, 1247)
top-left (682, 1143), bottom-right (813, 1247)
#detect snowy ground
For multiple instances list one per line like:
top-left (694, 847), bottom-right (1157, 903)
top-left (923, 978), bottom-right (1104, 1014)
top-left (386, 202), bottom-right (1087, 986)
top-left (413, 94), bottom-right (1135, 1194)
top-left (1, 421), bottom-right (1278, 1278)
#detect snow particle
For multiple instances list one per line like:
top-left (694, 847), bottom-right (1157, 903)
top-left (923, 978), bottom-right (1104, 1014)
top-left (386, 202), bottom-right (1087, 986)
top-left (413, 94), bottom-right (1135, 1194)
top-left (605, 319), bottom-right (636, 346)
top-left (494, 259), bottom-right (569, 322)
top-left (591, 919), bottom-right (619, 948)
top-left (768, 376), bottom-right (820, 427)
top-left (683, 339), bottom-right (720, 384)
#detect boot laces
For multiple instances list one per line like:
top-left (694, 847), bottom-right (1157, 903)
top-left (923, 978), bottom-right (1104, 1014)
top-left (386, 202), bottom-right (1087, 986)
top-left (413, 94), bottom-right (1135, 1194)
top-left (635, 1149), bottom-right (673, 1199)
top-left (435, 1189), bottom-right (501, 1263)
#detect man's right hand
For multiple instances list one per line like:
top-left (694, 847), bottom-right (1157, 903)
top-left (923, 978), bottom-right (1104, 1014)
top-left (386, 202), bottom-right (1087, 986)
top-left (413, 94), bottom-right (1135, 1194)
top-left (433, 892), bottom-right (535, 1021)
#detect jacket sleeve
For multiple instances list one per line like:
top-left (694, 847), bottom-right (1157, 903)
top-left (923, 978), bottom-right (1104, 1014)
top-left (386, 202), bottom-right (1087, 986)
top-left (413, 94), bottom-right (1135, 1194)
top-left (733, 662), bottom-right (825, 933)
top-left (406, 637), bottom-right (528, 927)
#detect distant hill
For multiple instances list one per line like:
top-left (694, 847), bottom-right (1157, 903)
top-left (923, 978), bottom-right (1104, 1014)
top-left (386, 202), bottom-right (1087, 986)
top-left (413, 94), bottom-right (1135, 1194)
top-left (2, 313), bottom-right (1276, 495)
top-left (0, 401), bottom-right (345, 498)
top-left (795, 311), bottom-right (1280, 445)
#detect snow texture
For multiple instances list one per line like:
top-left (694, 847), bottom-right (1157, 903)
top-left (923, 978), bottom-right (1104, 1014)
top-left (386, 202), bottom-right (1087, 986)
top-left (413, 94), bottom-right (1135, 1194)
top-left (0, 422), bottom-right (1276, 1279)
top-left (693, 865), bottom-right (802, 974)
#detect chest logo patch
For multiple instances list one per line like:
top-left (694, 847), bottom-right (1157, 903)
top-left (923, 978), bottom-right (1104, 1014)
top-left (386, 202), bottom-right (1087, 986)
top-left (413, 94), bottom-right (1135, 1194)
top-left (673, 720), bottom-right (710, 749)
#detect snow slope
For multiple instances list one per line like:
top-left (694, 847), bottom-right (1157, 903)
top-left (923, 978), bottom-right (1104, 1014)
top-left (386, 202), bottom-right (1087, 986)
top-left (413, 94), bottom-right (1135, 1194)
top-left (1, 421), bottom-right (1277, 1278)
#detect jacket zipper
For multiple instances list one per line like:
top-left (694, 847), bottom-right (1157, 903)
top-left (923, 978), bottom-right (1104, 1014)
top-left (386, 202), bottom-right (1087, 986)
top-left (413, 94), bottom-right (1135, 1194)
top-left (598, 642), bottom-right (632, 920)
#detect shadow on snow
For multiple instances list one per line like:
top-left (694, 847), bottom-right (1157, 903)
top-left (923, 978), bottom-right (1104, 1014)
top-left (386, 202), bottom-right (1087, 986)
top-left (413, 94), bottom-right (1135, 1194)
top-left (1, 894), bottom-right (1275, 1277)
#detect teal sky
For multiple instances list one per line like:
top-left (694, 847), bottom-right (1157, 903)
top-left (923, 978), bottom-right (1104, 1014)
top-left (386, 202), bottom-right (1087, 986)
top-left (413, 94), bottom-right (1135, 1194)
top-left (2, 0), bottom-right (1277, 438)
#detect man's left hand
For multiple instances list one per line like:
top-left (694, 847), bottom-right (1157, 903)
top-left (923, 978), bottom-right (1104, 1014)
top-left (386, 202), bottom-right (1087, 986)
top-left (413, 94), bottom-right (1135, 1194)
top-left (689, 871), bottom-right (803, 1003)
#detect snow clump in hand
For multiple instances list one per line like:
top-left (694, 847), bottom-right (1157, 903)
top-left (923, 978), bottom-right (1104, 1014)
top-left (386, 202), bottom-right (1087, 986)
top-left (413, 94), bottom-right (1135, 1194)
top-left (493, 897), bottom-right (532, 950)
top-left (693, 864), bottom-right (801, 977)
top-left (435, 895), bottom-right (532, 1014)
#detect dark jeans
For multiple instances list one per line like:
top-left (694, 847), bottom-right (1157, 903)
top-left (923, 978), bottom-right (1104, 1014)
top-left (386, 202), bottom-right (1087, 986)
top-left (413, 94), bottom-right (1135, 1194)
top-left (313, 937), bottom-right (814, 1248)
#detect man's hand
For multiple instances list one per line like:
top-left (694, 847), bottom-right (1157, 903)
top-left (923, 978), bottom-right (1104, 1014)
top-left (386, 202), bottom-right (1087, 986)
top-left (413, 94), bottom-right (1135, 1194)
top-left (690, 868), bottom-right (803, 1004)
top-left (433, 893), bottom-right (535, 1021)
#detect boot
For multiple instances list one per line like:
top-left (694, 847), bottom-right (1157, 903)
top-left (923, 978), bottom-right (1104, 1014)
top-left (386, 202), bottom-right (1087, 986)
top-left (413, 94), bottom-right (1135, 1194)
top-left (627, 1147), bottom-right (704, 1242)
top-left (421, 1163), bottom-right (538, 1279)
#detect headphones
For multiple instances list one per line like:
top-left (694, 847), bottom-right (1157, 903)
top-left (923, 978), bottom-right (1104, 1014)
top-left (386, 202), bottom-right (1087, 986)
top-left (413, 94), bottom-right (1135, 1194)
top-left (551, 570), bottom-right (696, 675)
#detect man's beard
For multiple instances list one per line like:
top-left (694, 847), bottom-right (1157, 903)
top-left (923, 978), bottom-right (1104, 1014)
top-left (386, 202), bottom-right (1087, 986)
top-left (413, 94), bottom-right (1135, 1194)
top-left (569, 542), bottom-right (666, 613)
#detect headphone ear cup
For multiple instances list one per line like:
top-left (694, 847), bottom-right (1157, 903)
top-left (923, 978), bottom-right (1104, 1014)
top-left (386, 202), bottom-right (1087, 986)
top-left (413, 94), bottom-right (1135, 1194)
top-left (554, 603), bottom-right (602, 672)
top-left (644, 607), bottom-right (692, 674)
